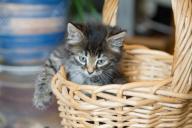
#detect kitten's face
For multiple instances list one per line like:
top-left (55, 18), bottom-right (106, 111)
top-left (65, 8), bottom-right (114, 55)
top-left (66, 23), bottom-right (126, 81)
top-left (74, 51), bottom-right (109, 77)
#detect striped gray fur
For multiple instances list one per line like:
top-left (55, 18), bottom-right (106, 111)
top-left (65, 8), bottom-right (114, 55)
top-left (33, 23), bottom-right (127, 109)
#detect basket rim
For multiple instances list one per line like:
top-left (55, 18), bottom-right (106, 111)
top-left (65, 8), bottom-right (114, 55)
top-left (51, 66), bottom-right (192, 102)
top-left (52, 71), bottom-right (192, 111)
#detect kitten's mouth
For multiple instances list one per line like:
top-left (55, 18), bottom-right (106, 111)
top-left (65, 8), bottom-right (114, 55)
top-left (85, 70), bottom-right (102, 77)
top-left (86, 73), bottom-right (95, 77)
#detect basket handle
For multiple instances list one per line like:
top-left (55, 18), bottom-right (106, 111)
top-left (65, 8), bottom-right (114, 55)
top-left (102, 0), bottom-right (192, 93)
top-left (171, 0), bottom-right (192, 93)
top-left (102, 0), bottom-right (119, 26)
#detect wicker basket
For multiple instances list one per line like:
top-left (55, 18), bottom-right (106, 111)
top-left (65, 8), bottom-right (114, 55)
top-left (51, 0), bottom-right (192, 127)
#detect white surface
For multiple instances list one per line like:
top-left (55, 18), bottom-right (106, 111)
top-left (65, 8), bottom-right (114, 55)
top-left (0, 65), bottom-right (41, 75)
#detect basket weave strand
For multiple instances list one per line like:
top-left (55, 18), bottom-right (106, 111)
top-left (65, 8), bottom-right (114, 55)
top-left (171, 0), bottom-right (192, 93)
top-left (102, 0), bottom-right (119, 26)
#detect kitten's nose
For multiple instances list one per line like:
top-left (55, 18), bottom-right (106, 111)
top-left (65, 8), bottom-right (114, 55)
top-left (87, 71), bottom-right (94, 75)
top-left (87, 68), bottom-right (94, 74)
top-left (87, 65), bottom-right (95, 75)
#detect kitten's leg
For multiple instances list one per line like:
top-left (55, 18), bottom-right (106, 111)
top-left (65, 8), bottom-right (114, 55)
top-left (33, 52), bottom-right (61, 110)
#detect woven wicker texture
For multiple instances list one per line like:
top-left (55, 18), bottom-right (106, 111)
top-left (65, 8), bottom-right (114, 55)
top-left (52, 0), bottom-right (192, 127)
top-left (121, 45), bottom-right (172, 82)
top-left (102, 0), bottom-right (118, 26)
top-left (171, 0), bottom-right (192, 93)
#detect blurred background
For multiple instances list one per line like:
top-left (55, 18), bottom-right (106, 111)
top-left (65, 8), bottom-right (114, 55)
top-left (0, 0), bottom-right (174, 127)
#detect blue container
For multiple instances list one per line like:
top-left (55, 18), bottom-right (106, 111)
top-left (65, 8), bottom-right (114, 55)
top-left (0, 0), bottom-right (66, 4)
top-left (0, 0), bottom-right (70, 65)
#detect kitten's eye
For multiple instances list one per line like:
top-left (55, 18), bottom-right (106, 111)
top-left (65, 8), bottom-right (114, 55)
top-left (97, 59), bottom-right (105, 65)
top-left (79, 56), bottom-right (86, 63)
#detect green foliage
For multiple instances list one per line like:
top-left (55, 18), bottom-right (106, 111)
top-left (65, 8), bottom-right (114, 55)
top-left (70, 0), bottom-right (100, 22)
top-left (0, 114), bottom-right (6, 127)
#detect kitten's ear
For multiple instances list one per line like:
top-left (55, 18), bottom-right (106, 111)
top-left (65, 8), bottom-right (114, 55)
top-left (67, 23), bottom-right (84, 44)
top-left (107, 31), bottom-right (127, 52)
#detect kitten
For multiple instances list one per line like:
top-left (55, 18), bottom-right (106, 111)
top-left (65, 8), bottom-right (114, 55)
top-left (33, 23), bottom-right (127, 109)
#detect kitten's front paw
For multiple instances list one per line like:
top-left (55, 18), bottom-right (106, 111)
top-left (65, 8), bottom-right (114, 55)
top-left (33, 92), bottom-right (53, 110)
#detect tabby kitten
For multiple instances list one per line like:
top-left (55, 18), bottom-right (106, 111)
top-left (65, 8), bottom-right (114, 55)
top-left (33, 23), bottom-right (127, 109)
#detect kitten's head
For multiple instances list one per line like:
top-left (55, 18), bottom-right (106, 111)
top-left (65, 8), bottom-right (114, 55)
top-left (66, 23), bottom-right (126, 82)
